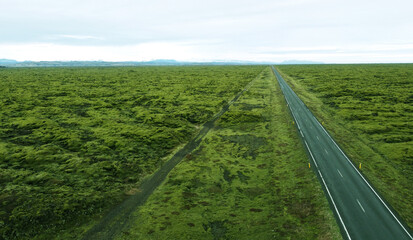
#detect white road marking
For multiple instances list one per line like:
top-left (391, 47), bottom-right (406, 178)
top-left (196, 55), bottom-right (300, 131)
top-left (337, 169), bottom-right (343, 178)
top-left (300, 130), bottom-right (304, 137)
top-left (316, 120), bottom-right (330, 136)
top-left (325, 149), bottom-right (328, 154)
top-left (294, 117), bottom-right (301, 130)
top-left (318, 170), bottom-right (352, 240)
top-left (357, 199), bottom-right (366, 213)
top-left (304, 141), bottom-right (318, 168)
top-left (311, 115), bottom-right (413, 239)
top-left (316, 136), bottom-right (320, 140)
top-left (273, 67), bottom-right (413, 240)
top-left (289, 109), bottom-right (301, 131)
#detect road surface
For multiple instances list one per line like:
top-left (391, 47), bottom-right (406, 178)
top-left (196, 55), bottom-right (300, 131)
top-left (272, 66), bottom-right (412, 240)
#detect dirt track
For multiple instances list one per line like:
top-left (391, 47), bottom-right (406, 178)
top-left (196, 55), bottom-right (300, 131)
top-left (81, 73), bottom-right (258, 240)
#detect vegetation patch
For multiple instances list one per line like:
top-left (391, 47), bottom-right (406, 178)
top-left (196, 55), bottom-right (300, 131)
top-left (0, 66), bottom-right (264, 239)
top-left (116, 67), bottom-right (341, 240)
top-left (220, 134), bottom-right (266, 160)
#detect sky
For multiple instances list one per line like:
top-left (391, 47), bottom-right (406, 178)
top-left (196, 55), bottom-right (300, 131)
top-left (1, 0), bottom-right (413, 63)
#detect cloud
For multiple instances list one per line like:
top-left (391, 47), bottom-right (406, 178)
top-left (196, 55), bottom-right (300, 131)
top-left (1, 41), bottom-right (412, 63)
top-left (0, 0), bottom-right (412, 62)
top-left (59, 35), bottom-right (104, 40)
top-left (0, 42), bottom-right (199, 62)
top-left (255, 44), bottom-right (413, 54)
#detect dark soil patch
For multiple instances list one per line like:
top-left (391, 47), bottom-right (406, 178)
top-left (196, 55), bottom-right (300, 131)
top-left (249, 208), bottom-right (263, 212)
top-left (237, 171), bottom-right (250, 183)
top-left (161, 196), bottom-right (171, 203)
top-left (237, 103), bottom-right (265, 111)
top-left (243, 187), bottom-right (265, 199)
top-left (278, 143), bottom-right (288, 147)
top-left (181, 204), bottom-right (197, 210)
top-left (203, 220), bottom-right (228, 240)
top-left (199, 201), bottom-right (210, 206)
top-left (257, 164), bottom-right (267, 169)
top-left (207, 185), bottom-right (223, 194)
top-left (182, 191), bottom-right (198, 199)
top-left (223, 168), bottom-right (236, 183)
top-left (221, 134), bottom-right (266, 159)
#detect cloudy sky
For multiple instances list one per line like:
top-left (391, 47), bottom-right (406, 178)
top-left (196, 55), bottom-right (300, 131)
top-left (1, 0), bottom-right (412, 63)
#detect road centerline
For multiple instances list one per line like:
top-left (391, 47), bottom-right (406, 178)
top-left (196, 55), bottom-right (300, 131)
top-left (318, 170), bottom-right (352, 240)
top-left (337, 169), bottom-right (343, 178)
top-left (357, 199), bottom-right (366, 213)
top-left (272, 66), bottom-right (413, 240)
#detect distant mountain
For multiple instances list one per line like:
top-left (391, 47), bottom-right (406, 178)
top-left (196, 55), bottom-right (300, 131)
top-left (280, 60), bottom-right (324, 65)
top-left (145, 59), bottom-right (179, 64)
top-left (1, 60), bottom-right (183, 67)
top-left (0, 59), bottom-right (18, 65)
top-left (0, 59), bottom-right (323, 67)
top-left (3, 59), bottom-right (270, 67)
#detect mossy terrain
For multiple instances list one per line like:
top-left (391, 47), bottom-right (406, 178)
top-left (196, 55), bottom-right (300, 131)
top-left (277, 64), bottom-right (413, 229)
top-left (0, 66), bottom-right (264, 239)
top-left (117, 67), bottom-right (341, 239)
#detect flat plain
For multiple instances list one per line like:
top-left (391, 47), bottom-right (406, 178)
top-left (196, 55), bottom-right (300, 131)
top-left (2, 64), bottom-right (411, 239)
top-left (0, 66), bottom-right (263, 239)
top-left (115, 67), bottom-right (340, 239)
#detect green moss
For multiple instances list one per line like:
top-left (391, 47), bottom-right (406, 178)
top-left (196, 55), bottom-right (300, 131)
top-left (117, 67), bottom-right (341, 240)
top-left (0, 66), bottom-right (264, 239)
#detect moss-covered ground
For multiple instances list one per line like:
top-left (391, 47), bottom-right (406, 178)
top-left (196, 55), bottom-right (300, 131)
top-left (116, 67), bottom-right (341, 239)
top-left (0, 66), bottom-right (264, 239)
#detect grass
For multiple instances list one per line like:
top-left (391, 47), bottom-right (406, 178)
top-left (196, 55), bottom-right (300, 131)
top-left (276, 64), bottom-right (413, 230)
top-left (0, 66), bottom-right (265, 239)
top-left (116, 67), bottom-right (341, 240)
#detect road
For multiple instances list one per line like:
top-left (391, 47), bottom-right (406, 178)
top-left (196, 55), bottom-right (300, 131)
top-left (272, 66), bottom-right (412, 240)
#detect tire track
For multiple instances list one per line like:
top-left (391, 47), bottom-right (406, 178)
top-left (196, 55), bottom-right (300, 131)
top-left (81, 69), bottom-right (261, 240)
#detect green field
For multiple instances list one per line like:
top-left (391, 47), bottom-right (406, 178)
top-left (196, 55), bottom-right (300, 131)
top-left (277, 64), bottom-right (413, 229)
top-left (4, 64), bottom-right (410, 239)
top-left (0, 65), bottom-right (343, 239)
top-left (115, 67), bottom-right (340, 239)
top-left (0, 66), bottom-right (264, 239)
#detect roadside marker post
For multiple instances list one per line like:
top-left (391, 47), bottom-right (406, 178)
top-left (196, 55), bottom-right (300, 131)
top-left (309, 163), bottom-right (311, 168)
top-left (359, 163), bottom-right (362, 169)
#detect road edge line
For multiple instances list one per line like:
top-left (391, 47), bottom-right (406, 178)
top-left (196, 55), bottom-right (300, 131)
top-left (275, 66), bottom-right (413, 240)
top-left (272, 66), bottom-right (351, 239)
top-left (318, 170), bottom-right (352, 240)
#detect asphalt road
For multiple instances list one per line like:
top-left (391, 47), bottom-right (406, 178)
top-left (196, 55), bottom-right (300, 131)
top-left (272, 66), bottom-right (412, 240)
